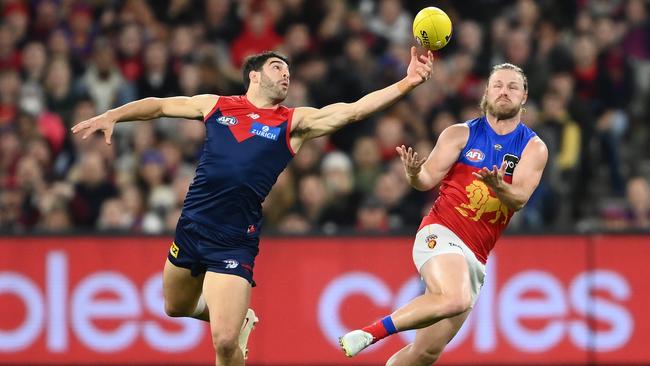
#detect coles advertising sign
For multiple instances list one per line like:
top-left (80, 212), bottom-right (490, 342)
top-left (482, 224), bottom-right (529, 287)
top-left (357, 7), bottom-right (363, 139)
top-left (0, 235), bottom-right (648, 365)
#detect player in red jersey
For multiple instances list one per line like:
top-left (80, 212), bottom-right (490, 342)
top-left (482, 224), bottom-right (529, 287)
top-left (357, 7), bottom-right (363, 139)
top-left (340, 63), bottom-right (548, 365)
top-left (71, 48), bottom-right (433, 366)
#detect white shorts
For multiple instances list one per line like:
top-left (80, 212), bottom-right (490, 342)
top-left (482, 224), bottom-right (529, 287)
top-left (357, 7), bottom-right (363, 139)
top-left (412, 224), bottom-right (486, 306)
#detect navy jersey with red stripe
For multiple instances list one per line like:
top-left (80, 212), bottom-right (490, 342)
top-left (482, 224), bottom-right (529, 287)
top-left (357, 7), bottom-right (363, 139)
top-left (421, 116), bottom-right (537, 263)
top-left (181, 95), bottom-right (295, 236)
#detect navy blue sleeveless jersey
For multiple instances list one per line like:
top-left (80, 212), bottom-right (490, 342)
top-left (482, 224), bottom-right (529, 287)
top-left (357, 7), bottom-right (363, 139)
top-left (181, 95), bottom-right (296, 237)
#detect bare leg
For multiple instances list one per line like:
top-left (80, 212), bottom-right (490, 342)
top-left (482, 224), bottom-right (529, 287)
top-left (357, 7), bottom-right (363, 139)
top-left (391, 253), bottom-right (473, 330)
top-left (163, 259), bottom-right (209, 321)
top-left (202, 272), bottom-right (251, 366)
top-left (386, 309), bottom-right (470, 366)
top-left (340, 254), bottom-right (474, 358)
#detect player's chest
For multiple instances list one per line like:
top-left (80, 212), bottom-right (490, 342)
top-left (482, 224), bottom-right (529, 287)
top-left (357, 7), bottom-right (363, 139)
top-left (462, 139), bottom-right (521, 176)
top-left (212, 108), bottom-right (286, 143)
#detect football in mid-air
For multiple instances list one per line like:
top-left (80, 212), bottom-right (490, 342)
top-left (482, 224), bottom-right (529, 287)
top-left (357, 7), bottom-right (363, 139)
top-left (412, 7), bottom-right (452, 51)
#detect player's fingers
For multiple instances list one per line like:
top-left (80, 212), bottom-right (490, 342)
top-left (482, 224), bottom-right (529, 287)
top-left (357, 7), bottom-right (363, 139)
top-left (104, 129), bottom-right (112, 145)
top-left (71, 121), bottom-right (86, 133)
top-left (81, 126), bottom-right (99, 140)
top-left (410, 46), bottom-right (417, 59)
top-left (472, 172), bottom-right (482, 179)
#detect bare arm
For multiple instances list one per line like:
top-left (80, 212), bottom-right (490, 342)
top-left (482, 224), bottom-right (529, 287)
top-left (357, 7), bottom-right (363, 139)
top-left (70, 95), bottom-right (218, 144)
top-left (397, 124), bottom-right (469, 191)
top-left (474, 137), bottom-right (548, 211)
top-left (290, 47), bottom-right (434, 143)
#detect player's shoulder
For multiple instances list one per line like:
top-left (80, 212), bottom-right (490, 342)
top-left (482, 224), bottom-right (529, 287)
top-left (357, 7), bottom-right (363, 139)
top-left (442, 122), bottom-right (470, 137)
top-left (439, 122), bottom-right (470, 147)
top-left (291, 106), bottom-right (315, 119)
top-left (464, 116), bottom-right (484, 128)
top-left (192, 93), bottom-right (220, 103)
top-left (188, 94), bottom-right (220, 111)
top-left (523, 135), bottom-right (548, 159)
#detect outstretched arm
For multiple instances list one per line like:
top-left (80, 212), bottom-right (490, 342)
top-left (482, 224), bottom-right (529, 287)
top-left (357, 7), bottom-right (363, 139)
top-left (397, 124), bottom-right (469, 191)
top-left (290, 47), bottom-right (434, 142)
top-left (70, 94), bottom-right (218, 144)
top-left (473, 137), bottom-right (548, 211)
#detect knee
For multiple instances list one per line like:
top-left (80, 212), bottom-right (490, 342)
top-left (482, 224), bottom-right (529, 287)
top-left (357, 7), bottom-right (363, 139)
top-left (164, 299), bottom-right (192, 317)
top-left (414, 348), bottom-right (442, 365)
top-left (212, 335), bottom-right (239, 358)
top-left (439, 294), bottom-right (472, 318)
top-left (164, 304), bottom-right (189, 317)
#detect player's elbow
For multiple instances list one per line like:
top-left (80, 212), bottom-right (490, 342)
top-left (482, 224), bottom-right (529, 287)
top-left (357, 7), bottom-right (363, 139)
top-left (145, 97), bottom-right (165, 118)
top-left (412, 183), bottom-right (434, 192)
top-left (510, 198), bottom-right (528, 212)
top-left (345, 102), bottom-right (366, 122)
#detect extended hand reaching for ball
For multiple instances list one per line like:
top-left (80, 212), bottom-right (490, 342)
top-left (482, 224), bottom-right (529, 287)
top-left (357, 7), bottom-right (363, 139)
top-left (405, 46), bottom-right (435, 87)
top-left (396, 145), bottom-right (426, 177)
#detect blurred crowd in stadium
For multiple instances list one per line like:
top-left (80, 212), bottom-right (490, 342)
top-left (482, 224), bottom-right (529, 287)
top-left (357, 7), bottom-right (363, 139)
top-left (1, 0), bottom-right (649, 235)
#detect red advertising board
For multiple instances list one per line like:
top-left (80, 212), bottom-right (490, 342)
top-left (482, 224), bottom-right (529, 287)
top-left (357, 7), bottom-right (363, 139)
top-left (0, 235), bottom-right (648, 365)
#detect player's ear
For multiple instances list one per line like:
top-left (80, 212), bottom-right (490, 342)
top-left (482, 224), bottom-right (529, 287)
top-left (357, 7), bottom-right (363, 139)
top-left (249, 70), bottom-right (259, 84)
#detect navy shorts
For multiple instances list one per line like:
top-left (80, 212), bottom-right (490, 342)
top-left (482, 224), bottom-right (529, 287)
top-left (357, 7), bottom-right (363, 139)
top-left (168, 216), bottom-right (259, 286)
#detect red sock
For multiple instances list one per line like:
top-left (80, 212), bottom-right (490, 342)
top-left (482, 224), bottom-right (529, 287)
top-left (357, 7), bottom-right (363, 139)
top-left (362, 316), bottom-right (397, 343)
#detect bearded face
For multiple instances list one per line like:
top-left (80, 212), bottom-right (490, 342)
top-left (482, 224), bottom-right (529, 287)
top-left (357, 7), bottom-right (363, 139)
top-left (485, 94), bottom-right (522, 119)
top-left (481, 69), bottom-right (527, 120)
top-left (256, 58), bottom-right (290, 104)
top-left (260, 70), bottom-right (288, 103)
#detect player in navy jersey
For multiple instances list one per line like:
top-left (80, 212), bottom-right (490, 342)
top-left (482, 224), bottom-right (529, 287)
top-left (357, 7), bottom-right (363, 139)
top-left (340, 64), bottom-right (548, 365)
top-left (71, 48), bottom-right (434, 366)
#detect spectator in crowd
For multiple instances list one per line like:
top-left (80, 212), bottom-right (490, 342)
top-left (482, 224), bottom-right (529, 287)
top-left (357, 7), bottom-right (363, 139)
top-left (69, 150), bottom-right (118, 228)
top-left (352, 136), bottom-right (382, 195)
top-left (356, 195), bottom-right (389, 232)
top-left (319, 151), bottom-right (362, 230)
top-left (1, 0), bottom-right (649, 234)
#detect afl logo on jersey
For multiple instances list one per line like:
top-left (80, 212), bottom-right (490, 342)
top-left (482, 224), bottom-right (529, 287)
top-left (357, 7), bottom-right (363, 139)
top-left (217, 116), bottom-right (238, 126)
top-left (465, 148), bottom-right (485, 162)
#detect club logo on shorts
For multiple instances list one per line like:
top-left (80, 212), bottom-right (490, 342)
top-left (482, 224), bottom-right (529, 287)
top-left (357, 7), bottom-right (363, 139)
top-left (169, 242), bottom-right (180, 258)
top-left (223, 259), bottom-right (239, 269)
top-left (217, 116), bottom-right (238, 126)
top-left (425, 234), bottom-right (438, 249)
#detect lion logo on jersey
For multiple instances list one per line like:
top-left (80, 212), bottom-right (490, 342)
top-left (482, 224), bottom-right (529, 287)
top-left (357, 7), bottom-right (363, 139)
top-left (455, 180), bottom-right (509, 224)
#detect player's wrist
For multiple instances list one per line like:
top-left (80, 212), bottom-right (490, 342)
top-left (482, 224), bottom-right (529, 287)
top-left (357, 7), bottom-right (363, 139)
top-left (104, 109), bottom-right (119, 124)
top-left (406, 169), bottom-right (420, 178)
top-left (397, 78), bottom-right (415, 94)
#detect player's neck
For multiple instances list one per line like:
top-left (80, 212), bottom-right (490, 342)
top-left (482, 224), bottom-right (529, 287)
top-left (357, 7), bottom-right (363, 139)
top-left (245, 90), bottom-right (280, 110)
top-left (485, 113), bottom-right (520, 135)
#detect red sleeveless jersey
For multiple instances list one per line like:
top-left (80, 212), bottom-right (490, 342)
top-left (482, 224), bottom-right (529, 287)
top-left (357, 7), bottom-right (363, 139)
top-left (420, 117), bottom-right (537, 263)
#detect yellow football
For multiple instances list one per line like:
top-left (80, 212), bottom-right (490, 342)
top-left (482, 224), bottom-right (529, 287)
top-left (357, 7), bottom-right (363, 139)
top-left (412, 7), bottom-right (452, 51)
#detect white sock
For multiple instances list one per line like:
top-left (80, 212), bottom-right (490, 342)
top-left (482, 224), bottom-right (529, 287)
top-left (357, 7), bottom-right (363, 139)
top-left (191, 296), bottom-right (206, 317)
